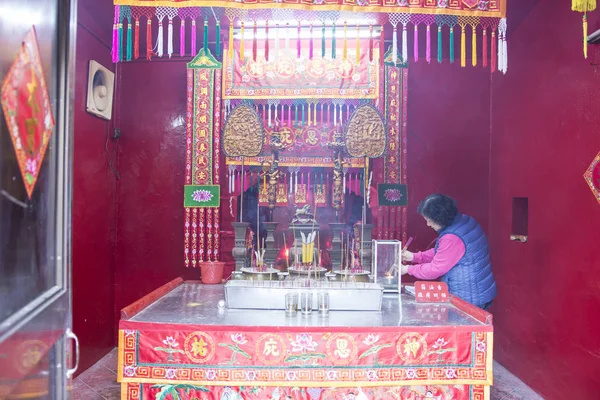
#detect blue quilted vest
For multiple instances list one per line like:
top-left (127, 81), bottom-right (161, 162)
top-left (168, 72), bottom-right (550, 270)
top-left (434, 214), bottom-right (497, 307)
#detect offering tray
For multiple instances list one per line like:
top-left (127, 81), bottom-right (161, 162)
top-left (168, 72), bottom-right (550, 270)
top-left (288, 266), bottom-right (327, 275)
top-left (224, 279), bottom-right (383, 311)
top-left (330, 269), bottom-right (371, 283)
top-left (240, 267), bottom-right (280, 281)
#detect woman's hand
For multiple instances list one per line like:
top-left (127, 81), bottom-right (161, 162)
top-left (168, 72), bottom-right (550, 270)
top-left (400, 264), bottom-right (409, 275)
top-left (402, 250), bottom-right (414, 263)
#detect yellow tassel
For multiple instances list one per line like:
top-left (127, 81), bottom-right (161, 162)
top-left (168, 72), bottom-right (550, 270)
top-left (572, 0), bottom-right (596, 12)
top-left (343, 22), bottom-right (348, 60)
top-left (355, 24), bottom-right (360, 64)
top-left (313, 103), bottom-right (317, 125)
top-left (228, 22), bottom-right (234, 60)
top-left (472, 26), bottom-right (477, 67)
top-left (240, 22), bottom-right (245, 61)
top-left (584, 13), bottom-right (589, 58)
top-left (461, 25), bottom-right (466, 67)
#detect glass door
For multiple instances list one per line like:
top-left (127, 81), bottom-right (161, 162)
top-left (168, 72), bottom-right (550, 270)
top-left (0, 0), bottom-right (77, 398)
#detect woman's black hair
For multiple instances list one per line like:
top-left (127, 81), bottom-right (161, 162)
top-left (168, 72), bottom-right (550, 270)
top-left (417, 194), bottom-right (458, 229)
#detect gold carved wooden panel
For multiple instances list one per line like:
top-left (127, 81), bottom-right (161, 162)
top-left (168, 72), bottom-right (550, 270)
top-left (222, 105), bottom-right (264, 157)
top-left (345, 105), bottom-right (386, 158)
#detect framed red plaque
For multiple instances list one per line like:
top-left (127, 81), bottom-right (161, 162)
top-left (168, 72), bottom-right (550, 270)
top-left (1, 27), bottom-right (55, 199)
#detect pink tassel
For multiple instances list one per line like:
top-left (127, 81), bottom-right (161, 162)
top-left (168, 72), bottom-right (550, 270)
top-left (180, 19), bottom-right (185, 57)
top-left (112, 6), bottom-right (120, 63)
top-left (297, 23), bottom-right (301, 58)
top-left (191, 20), bottom-right (197, 56)
top-left (414, 25), bottom-right (418, 62)
top-left (426, 25), bottom-right (431, 64)
top-left (309, 25), bottom-right (313, 59)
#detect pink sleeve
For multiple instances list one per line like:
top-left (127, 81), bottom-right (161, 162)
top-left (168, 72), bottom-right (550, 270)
top-left (412, 248), bottom-right (435, 264)
top-left (407, 234), bottom-right (465, 280)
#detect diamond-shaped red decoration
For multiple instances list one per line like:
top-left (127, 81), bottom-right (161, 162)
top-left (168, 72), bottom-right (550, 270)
top-left (1, 27), bottom-right (55, 199)
top-left (584, 151), bottom-right (600, 205)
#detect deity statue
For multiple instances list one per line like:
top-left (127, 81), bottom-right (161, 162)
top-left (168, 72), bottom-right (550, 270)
top-left (263, 120), bottom-right (288, 215)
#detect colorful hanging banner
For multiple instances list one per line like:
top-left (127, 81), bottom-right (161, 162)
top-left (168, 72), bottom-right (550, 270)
top-left (184, 48), bottom-right (223, 266)
top-left (223, 47), bottom-right (379, 99)
top-left (1, 27), bottom-right (55, 199)
top-left (113, 0), bottom-right (506, 18)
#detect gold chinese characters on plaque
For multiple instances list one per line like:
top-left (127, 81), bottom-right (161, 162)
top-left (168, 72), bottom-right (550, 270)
top-left (222, 105), bottom-right (264, 157)
top-left (345, 104), bottom-right (386, 158)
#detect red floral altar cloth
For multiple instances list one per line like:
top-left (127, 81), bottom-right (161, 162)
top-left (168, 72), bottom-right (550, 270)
top-left (118, 324), bottom-right (492, 388)
top-left (122, 382), bottom-right (489, 399)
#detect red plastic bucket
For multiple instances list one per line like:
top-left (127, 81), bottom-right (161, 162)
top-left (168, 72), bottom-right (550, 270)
top-left (200, 261), bottom-right (225, 284)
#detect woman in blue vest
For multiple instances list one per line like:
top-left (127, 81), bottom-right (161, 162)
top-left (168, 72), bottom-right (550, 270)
top-left (400, 194), bottom-right (497, 310)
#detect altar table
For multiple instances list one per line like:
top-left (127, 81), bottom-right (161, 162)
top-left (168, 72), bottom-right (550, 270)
top-left (117, 279), bottom-right (493, 400)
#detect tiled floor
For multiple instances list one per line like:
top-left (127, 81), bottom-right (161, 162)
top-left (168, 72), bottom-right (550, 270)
top-left (74, 348), bottom-right (544, 399)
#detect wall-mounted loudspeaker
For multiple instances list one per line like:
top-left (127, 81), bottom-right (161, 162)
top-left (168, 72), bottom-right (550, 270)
top-left (86, 60), bottom-right (114, 120)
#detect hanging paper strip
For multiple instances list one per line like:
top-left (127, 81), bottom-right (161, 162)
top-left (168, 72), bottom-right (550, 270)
top-left (222, 43), bottom-right (379, 99)
top-left (213, 69), bottom-right (222, 261)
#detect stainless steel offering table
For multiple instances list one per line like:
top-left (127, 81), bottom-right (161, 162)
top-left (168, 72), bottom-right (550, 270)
top-left (118, 278), bottom-right (493, 399)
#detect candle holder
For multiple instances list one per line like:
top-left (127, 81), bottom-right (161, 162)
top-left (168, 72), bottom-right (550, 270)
top-left (285, 293), bottom-right (299, 317)
top-left (300, 292), bottom-right (313, 315)
top-left (317, 292), bottom-right (330, 317)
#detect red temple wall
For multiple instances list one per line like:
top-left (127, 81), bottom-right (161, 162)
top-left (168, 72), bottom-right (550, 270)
top-left (72, 0), bottom-right (119, 374)
top-left (489, 1), bottom-right (600, 398)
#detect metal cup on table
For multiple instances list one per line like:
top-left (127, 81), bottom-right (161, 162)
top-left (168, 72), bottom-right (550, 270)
top-left (285, 293), bottom-right (299, 317)
top-left (317, 292), bottom-right (330, 317)
top-left (300, 292), bottom-right (313, 315)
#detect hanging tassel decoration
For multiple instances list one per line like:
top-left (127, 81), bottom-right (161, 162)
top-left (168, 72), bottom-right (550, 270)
top-left (156, 19), bottom-right (164, 57)
top-left (460, 24), bottom-right (466, 67)
top-left (471, 24), bottom-right (477, 67)
top-left (253, 21), bottom-right (257, 61)
top-left (309, 24), bottom-right (314, 59)
top-left (426, 24), bottom-right (431, 63)
top-left (449, 26), bottom-right (455, 63)
top-left (332, 23), bottom-right (337, 59)
top-left (356, 24), bottom-right (361, 64)
top-left (499, 18), bottom-right (508, 74)
top-left (112, 6), bottom-right (120, 63)
top-left (146, 18), bottom-right (153, 59)
top-left (572, 0), bottom-right (597, 58)
top-left (369, 25), bottom-right (374, 62)
top-left (215, 20), bottom-right (221, 58)
top-left (392, 25), bottom-right (398, 65)
top-left (285, 23), bottom-right (290, 57)
top-left (343, 21), bottom-right (348, 60)
top-left (167, 17), bottom-right (174, 58)
top-left (118, 16), bottom-right (124, 62)
top-left (180, 19), bottom-right (186, 57)
top-left (240, 21), bottom-right (245, 61)
top-left (265, 22), bottom-right (269, 61)
top-left (322, 22), bottom-right (326, 58)
top-left (192, 19), bottom-right (198, 57)
top-left (126, 18), bottom-right (133, 61)
top-left (275, 23), bottom-right (280, 60)
top-left (203, 19), bottom-right (209, 50)
top-left (437, 25), bottom-right (442, 63)
top-left (307, 102), bottom-right (311, 127)
top-left (413, 24), bottom-right (419, 62)
top-left (134, 18), bottom-right (140, 59)
top-left (491, 27), bottom-right (497, 72)
top-left (482, 27), bottom-right (488, 67)
top-left (402, 22), bottom-right (408, 64)
top-left (297, 22), bottom-right (301, 59)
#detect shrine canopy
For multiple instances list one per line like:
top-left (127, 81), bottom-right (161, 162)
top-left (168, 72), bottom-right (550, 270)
top-left (111, 0), bottom-right (508, 73)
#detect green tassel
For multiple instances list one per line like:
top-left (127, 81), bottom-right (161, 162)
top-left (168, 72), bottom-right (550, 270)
top-left (449, 27), bottom-right (455, 64)
top-left (126, 23), bottom-right (132, 61)
top-left (321, 23), bottom-right (326, 58)
top-left (437, 26), bottom-right (442, 63)
top-left (203, 20), bottom-right (208, 50)
top-left (332, 24), bottom-right (336, 59)
top-left (215, 22), bottom-right (221, 58)
top-left (118, 23), bottom-right (123, 62)
top-left (301, 104), bottom-right (305, 126)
